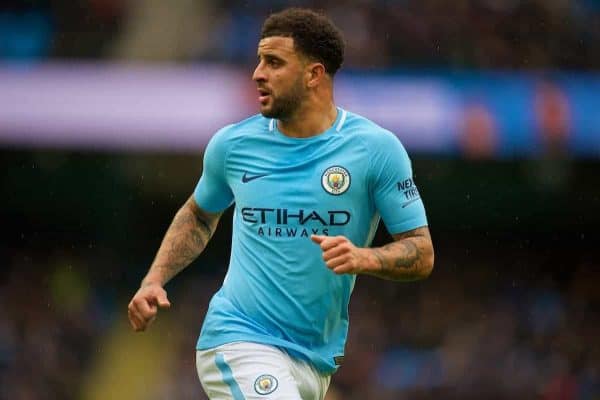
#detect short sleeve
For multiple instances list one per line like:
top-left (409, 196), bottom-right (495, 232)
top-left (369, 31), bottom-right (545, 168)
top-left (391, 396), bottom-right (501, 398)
top-left (193, 128), bottom-right (234, 212)
top-left (370, 131), bottom-right (428, 234)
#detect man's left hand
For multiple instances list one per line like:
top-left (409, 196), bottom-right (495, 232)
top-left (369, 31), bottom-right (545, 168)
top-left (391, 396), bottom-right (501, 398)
top-left (311, 235), bottom-right (375, 275)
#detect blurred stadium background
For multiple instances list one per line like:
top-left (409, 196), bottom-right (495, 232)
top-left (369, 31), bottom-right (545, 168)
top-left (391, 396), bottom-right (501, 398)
top-left (1, 1), bottom-right (599, 399)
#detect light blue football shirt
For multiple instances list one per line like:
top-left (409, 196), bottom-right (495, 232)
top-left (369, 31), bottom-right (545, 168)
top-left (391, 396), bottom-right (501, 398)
top-left (194, 108), bottom-right (428, 373)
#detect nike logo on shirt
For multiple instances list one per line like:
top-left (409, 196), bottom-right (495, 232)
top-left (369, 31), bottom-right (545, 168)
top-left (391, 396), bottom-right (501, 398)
top-left (242, 172), bottom-right (270, 183)
top-left (401, 198), bottom-right (421, 208)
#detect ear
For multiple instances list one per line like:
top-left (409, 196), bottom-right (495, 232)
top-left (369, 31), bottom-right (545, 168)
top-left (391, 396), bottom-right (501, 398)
top-left (305, 62), bottom-right (326, 88)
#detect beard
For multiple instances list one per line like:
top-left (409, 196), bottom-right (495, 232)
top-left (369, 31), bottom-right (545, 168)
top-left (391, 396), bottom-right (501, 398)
top-left (260, 76), bottom-right (305, 120)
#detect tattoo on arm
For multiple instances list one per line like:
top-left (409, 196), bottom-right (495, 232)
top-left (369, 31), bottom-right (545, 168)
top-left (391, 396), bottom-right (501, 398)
top-left (372, 248), bottom-right (387, 271)
top-left (194, 211), bottom-right (213, 240)
top-left (144, 196), bottom-right (221, 286)
top-left (396, 241), bottom-right (419, 269)
top-left (369, 227), bottom-right (433, 281)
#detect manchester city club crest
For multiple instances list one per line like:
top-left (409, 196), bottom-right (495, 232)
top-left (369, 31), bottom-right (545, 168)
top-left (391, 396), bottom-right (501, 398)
top-left (322, 166), bottom-right (351, 195)
top-left (254, 374), bottom-right (278, 395)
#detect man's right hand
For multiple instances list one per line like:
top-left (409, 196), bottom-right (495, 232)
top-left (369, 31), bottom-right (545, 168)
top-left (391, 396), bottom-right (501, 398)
top-left (127, 283), bottom-right (171, 332)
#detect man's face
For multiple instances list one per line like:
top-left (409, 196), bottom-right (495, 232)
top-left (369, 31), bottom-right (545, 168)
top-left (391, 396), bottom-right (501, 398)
top-left (252, 36), bottom-right (307, 119)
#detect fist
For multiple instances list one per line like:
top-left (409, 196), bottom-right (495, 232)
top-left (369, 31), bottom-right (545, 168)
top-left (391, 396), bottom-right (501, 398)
top-left (311, 235), bottom-right (370, 275)
top-left (127, 283), bottom-right (171, 332)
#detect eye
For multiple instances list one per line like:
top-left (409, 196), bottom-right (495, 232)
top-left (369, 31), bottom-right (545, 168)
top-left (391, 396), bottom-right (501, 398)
top-left (257, 55), bottom-right (283, 68)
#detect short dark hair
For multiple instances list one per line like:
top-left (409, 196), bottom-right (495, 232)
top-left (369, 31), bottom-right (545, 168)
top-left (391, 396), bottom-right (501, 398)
top-left (261, 8), bottom-right (345, 76)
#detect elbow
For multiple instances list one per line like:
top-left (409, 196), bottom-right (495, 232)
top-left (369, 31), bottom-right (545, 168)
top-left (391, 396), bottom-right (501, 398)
top-left (418, 246), bottom-right (435, 280)
top-left (423, 251), bottom-right (435, 278)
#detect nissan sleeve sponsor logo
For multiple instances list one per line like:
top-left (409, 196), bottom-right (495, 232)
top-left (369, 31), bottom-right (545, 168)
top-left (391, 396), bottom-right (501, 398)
top-left (397, 178), bottom-right (421, 207)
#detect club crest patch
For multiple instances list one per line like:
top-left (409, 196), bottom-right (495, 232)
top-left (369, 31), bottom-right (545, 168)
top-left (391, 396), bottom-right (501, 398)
top-left (254, 374), bottom-right (278, 395)
top-left (321, 166), bottom-right (351, 195)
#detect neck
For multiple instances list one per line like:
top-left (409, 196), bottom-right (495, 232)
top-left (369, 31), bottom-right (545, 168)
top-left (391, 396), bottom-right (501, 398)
top-left (277, 99), bottom-right (338, 138)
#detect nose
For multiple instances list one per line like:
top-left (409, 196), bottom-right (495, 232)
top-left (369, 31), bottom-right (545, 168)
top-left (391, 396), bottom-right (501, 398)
top-left (252, 61), bottom-right (266, 83)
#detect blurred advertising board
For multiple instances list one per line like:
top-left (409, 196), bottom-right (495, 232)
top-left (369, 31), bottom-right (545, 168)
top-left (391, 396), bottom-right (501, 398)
top-left (1, 63), bottom-right (598, 157)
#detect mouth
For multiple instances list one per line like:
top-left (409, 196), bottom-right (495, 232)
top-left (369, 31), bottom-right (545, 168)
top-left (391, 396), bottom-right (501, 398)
top-left (257, 88), bottom-right (271, 104)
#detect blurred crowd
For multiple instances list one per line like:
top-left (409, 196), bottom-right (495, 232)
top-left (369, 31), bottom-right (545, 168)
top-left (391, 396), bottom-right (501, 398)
top-left (0, 254), bottom-right (114, 399)
top-left (1, 0), bottom-right (599, 69)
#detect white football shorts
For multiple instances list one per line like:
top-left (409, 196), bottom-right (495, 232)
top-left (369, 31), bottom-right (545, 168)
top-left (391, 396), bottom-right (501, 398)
top-left (196, 341), bottom-right (331, 400)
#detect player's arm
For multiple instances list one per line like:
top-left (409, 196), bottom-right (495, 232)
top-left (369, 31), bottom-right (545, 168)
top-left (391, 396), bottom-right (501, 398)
top-left (128, 195), bottom-right (222, 331)
top-left (141, 195), bottom-right (221, 286)
top-left (368, 226), bottom-right (434, 281)
top-left (312, 226), bottom-right (434, 281)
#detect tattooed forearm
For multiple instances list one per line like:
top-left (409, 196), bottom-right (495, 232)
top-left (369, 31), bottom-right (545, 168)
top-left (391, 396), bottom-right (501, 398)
top-left (372, 248), bottom-right (387, 271)
top-left (142, 196), bottom-right (221, 287)
top-left (194, 211), bottom-right (213, 240)
top-left (366, 227), bottom-right (434, 281)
